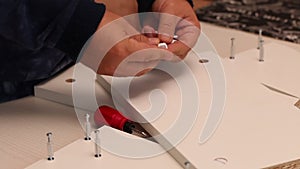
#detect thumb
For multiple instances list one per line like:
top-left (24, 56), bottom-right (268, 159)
top-left (132, 34), bottom-right (160, 45)
top-left (158, 13), bottom-right (179, 43)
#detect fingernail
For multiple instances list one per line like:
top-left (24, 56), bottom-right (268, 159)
top-left (159, 34), bottom-right (173, 43)
top-left (142, 25), bottom-right (156, 34)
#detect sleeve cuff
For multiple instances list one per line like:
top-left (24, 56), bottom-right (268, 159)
top-left (56, 0), bottom-right (106, 60)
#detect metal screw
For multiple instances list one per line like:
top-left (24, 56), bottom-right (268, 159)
top-left (46, 132), bottom-right (54, 161)
top-left (84, 114), bottom-right (91, 141)
top-left (94, 130), bottom-right (101, 158)
top-left (230, 38), bottom-right (235, 59)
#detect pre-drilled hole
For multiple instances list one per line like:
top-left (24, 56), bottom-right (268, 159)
top-left (214, 157), bottom-right (228, 165)
top-left (184, 161), bottom-right (191, 169)
top-left (199, 59), bottom-right (209, 63)
top-left (65, 78), bottom-right (76, 83)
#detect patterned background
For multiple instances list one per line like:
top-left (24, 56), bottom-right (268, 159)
top-left (196, 0), bottom-right (300, 44)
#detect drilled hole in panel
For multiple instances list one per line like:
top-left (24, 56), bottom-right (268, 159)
top-left (214, 157), bottom-right (228, 165)
top-left (184, 161), bottom-right (191, 169)
top-left (65, 78), bottom-right (76, 83)
top-left (199, 59), bottom-right (209, 63)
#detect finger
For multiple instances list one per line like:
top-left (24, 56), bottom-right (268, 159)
top-left (126, 47), bottom-right (174, 63)
top-left (127, 36), bottom-right (174, 61)
top-left (158, 13), bottom-right (180, 43)
top-left (148, 38), bottom-right (160, 45)
top-left (127, 49), bottom-right (172, 63)
top-left (140, 13), bottom-right (159, 31)
top-left (136, 68), bottom-right (153, 76)
top-left (167, 41), bottom-right (190, 61)
top-left (142, 25), bottom-right (157, 38)
top-left (131, 34), bottom-right (159, 45)
top-left (114, 59), bottom-right (159, 77)
top-left (133, 61), bottom-right (159, 76)
top-left (175, 21), bottom-right (200, 48)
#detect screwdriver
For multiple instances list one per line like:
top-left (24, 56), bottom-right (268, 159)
top-left (94, 105), bottom-right (150, 138)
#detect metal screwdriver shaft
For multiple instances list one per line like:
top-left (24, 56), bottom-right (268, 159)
top-left (94, 130), bottom-right (101, 158)
top-left (257, 29), bottom-right (262, 49)
top-left (230, 38), bottom-right (235, 59)
top-left (46, 132), bottom-right (54, 161)
top-left (84, 114), bottom-right (91, 140)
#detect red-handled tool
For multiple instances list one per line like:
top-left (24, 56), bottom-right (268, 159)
top-left (94, 105), bottom-right (150, 138)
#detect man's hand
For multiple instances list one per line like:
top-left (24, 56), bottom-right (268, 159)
top-left (148, 0), bottom-right (201, 61)
top-left (98, 33), bottom-right (171, 76)
top-left (81, 10), bottom-right (172, 77)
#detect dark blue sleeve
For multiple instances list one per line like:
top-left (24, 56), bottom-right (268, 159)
top-left (0, 0), bottom-right (72, 50)
top-left (0, 0), bottom-right (105, 58)
top-left (0, 0), bottom-right (105, 81)
top-left (56, 0), bottom-right (106, 58)
top-left (0, 0), bottom-right (106, 102)
top-left (137, 0), bottom-right (194, 12)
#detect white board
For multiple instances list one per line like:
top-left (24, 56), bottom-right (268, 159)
top-left (34, 27), bottom-right (300, 168)
top-left (34, 63), bottom-right (114, 112)
top-left (99, 43), bottom-right (300, 169)
top-left (25, 126), bottom-right (181, 169)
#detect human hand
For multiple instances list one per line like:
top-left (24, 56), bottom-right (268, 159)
top-left (81, 10), bottom-right (172, 77)
top-left (143, 0), bottom-right (200, 61)
top-left (98, 33), bottom-right (172, 76)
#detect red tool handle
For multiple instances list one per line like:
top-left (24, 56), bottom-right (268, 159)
top-left (94, 105), bottom-right (130, 132)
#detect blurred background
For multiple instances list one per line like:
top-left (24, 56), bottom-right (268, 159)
top-left (195, 0), bottom-right (300, 44)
